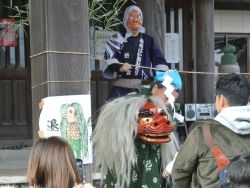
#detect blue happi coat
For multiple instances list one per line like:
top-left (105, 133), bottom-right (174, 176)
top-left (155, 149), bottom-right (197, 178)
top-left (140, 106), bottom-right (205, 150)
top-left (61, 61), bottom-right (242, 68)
top-left (104, 32), bottom-right (169, 80)
top-left (103, 31), bottom-right (169, 100)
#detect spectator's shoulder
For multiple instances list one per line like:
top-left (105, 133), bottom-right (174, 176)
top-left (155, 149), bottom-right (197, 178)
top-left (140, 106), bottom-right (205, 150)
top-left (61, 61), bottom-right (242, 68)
top-left (189, 120), bottom-right (219, 133)
top-left (73, 183), bottom-right (94, 188)
top-left (188, 121), bottom-right (204, 134)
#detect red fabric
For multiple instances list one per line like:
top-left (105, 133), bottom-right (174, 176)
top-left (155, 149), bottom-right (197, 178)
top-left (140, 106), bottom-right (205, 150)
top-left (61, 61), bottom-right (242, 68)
top-left (211, 145), bottom-right (230, 171)
top-left (0, 18), bottom-right (17, 47)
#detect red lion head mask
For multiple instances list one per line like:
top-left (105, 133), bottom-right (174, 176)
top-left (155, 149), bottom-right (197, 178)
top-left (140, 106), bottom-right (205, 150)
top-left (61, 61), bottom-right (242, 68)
top-left (137, 102), bottom-right (175, 144)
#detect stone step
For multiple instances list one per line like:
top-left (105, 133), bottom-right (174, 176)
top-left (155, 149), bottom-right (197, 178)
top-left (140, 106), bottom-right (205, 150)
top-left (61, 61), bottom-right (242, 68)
top-left (0, 139), bottom-right (32, 150)
top-left (0, 149), bottom-right (31, 184)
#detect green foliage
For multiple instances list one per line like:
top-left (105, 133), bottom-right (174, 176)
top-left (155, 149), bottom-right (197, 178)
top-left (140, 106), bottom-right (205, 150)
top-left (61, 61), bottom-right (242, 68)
top-left (6, 0), bottom-right (136, 31)
top-left (5, 0), bottom-right (30, 28)
top-left (89, 0), bottom-right (107, 24)
top-left (103, 0), bottom-right (128, 30)
top-left (89, 0), bottom-right (136, 31)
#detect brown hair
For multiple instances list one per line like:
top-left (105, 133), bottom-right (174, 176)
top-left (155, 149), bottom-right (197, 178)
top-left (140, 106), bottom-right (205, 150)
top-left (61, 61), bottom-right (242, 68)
top-left (27, 136), bottom-right (81, 188)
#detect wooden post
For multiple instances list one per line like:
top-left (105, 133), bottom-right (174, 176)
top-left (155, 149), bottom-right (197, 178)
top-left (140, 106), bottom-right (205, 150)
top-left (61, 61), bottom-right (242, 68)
top-left (137, 0), bottom-right (166, 53)
top-left (30, 0), bottom-right (89, 140)
top-left (195, 0), bottom-right (215, 103)
top-left (182, 0), bottom-right (193, 103)
top-left (0, 1), bottom-right (3, 17)
top-left (30, 0), bottom-right (91, 182)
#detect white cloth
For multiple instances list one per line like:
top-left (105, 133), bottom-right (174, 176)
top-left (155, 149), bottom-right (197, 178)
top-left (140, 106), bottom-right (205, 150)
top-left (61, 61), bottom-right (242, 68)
top-left (164, 152), bottom-right (178, 175)
top-left (214, 105), bottom-right (250, 135)
top-left (0, 176), bottom-right (27, 184)
top-left (161, 132), bottom-right (180, 168)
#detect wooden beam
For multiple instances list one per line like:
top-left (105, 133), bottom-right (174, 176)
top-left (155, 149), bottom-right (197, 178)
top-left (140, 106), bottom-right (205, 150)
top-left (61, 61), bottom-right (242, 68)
top-left (30, 0), bottom-right (90, 140)
top-left (181, 0), bottom-right (193, 103)
top-left (166, 0), bottom-right (187, 7)
top-left (136, 0), bottom-right (166, 53)
top-left (195, 0), bottom-right (215, 103)
top-left (215, 2), bottom-right (250, 10)
top-left (0, 0), bottom-right (3, 17)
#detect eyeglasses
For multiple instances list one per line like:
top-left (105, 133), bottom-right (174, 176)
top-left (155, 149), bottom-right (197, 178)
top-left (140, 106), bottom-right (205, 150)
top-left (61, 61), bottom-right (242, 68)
top-left (128, 15), bottom-right (142, 21)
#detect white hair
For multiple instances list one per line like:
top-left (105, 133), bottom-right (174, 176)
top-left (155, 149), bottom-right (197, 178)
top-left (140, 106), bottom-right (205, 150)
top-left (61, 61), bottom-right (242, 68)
top-left (123, 5), bottom-right (145, 32)
top-left (92, 95), bottom-right (174, 187)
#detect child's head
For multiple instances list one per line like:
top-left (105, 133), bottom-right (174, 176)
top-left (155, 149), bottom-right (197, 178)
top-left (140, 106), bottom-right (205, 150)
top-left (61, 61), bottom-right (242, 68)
top-left (227, 153), bottom-right (250, 188)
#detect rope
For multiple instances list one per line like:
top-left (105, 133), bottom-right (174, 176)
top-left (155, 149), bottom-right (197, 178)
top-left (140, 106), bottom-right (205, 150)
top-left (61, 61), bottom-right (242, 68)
top-left (30, 50), bottom-right (90, 59)
top-left (29, 51), bottom-right (250, 89)
top-left (31, 80), bottom-right (90, 89)
top-left (29, 51), bottom-right (250, 75)
top-left (90, 57), bottom-right (250, 75)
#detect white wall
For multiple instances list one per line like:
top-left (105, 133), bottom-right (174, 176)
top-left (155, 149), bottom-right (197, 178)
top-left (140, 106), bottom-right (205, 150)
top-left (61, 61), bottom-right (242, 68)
top-left (214, 10), bottom-right (250, 33)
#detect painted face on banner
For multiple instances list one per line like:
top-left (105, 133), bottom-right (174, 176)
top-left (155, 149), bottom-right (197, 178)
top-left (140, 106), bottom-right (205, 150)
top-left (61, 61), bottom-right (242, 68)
top-left (66, 107), bottom-right (76, 123)
top-left (127, 11), bottom-right (142, 32)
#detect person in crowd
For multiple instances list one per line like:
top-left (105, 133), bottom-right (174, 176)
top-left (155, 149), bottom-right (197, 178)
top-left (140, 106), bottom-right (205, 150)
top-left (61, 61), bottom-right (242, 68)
top-left (27, 136), bottom-right (94, 188)
top-left (92, 95), bottom-right (175, 188)
top-left (227, 152), bottom-right (250, 188)
top-left (150, 70), bottom-right (183, 169)
top-left (92, 70), bottom-right (182, 188)
top-left (103, 5), bottom-right (169, 100)
top-left (150, 70), bottom-right (182, 187)
top-left (172, 73), bottom-right (250, 188)
top-left (151, 70), bottom-right (182, 109)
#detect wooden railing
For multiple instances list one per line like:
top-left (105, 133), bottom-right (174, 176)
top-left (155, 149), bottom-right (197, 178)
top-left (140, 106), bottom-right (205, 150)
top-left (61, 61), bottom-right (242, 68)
top-left (0, 26), bottom-right (31, 139)
top-left (90, 70), bottom-right (112, 124)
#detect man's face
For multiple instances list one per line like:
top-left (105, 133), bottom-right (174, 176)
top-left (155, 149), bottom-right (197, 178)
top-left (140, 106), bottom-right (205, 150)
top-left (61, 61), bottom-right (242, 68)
top-left (127, 11), bottom-right (142, 32)
top-left (151, 85), bottom-right (167, 102)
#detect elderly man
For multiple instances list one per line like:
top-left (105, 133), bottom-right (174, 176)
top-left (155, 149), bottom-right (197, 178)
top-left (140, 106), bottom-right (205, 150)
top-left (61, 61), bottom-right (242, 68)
top-left (103, 5), bottom-right (169, 100)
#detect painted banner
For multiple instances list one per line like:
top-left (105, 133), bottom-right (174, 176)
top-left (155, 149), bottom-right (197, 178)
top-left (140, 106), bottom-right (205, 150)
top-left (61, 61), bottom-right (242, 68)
top-left (165, 33), bottom-right (180, 64)
top-left (0, 18), bottom-right (17, 47)
top-left (39, 95), bottom-right (92, 164)
top-left (94, 30), bottom-right (116, 70)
